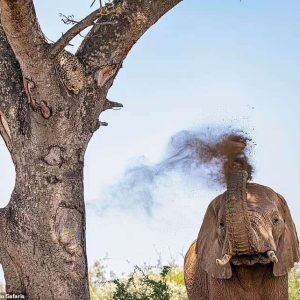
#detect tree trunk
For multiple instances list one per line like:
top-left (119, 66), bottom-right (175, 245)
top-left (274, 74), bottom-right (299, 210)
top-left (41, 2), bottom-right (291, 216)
top-left (2, 105), bottom-right (92, 298)
top-left (4, 165), bottom-right (89, 299)
top-left (0, 0), bottom-right (182, 299)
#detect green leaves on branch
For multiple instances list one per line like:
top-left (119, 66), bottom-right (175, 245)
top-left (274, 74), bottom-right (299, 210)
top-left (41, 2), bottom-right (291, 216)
top-left (89, 260), bottom-right (300, 300)
top-left (89, 261), bottom-right (187, 300)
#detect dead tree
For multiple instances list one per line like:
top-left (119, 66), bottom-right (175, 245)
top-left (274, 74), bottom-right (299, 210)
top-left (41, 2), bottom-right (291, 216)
top-left (0, 0), bottom-right (181, 299)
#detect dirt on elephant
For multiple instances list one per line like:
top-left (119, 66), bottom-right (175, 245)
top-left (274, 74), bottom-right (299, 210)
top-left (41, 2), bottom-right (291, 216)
top-left (165, 126), bottom-right (255, 187)
top-left (193, 131), bottom-right (254, 183)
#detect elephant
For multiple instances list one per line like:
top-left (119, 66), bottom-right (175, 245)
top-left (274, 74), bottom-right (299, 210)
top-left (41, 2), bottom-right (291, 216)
top-left (184, 169), bottom-right (300, 300)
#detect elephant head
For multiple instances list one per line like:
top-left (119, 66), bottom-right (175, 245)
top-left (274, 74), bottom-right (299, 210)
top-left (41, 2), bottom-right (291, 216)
top-left (196, 166), bottom-right (300, 279)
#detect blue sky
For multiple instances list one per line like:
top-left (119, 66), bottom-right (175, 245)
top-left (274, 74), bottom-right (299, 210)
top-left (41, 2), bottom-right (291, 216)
top-left (0, 0), bottom-right (300, 276)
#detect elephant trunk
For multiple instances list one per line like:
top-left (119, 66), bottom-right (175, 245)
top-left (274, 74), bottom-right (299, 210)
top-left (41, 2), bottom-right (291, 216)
top-left (225, 166), bottom-right (254, 255)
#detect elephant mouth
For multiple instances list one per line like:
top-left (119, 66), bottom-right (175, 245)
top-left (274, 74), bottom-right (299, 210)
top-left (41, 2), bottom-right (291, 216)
top-left (216, 251), bottom-right (278, 267)
top-left (231, 253), bottom-right (272, 266)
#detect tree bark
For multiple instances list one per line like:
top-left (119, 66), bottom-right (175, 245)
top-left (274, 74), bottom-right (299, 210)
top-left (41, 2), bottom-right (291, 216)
top-left (4, 162), bottom-right (89, 299)
top-left (0, 0), bottom-right (182, 299)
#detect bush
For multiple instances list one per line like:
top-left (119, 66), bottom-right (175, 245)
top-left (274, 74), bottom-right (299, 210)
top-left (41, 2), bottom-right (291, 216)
top-left (289, 266), bottom-right (300, 300)
top-left (89, 261), bottom-right (300, 300)
top-left (89, 261), bottom-right (187, 300)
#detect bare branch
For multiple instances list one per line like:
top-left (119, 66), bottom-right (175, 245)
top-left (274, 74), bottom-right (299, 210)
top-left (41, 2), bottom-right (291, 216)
top-left (60, 14), bottom-right (78, 25)
top-left (50, 8), bottom-right (115, 59)
top-left (0, 25), bottom-right (30, 148)
top-left (103, 99), bottom-right (123, 111)
top-left (0, 0), bottom-right (47, 71)
top-left (77, 0), bottom-right (182, 73)
top-left (91, 0), bottom-right (103, 8)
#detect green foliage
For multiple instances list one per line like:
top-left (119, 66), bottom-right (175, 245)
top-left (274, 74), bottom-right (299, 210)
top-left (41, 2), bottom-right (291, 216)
top-left (89, 260), bottom-right (108, 299)
top-left (289, 266), bottom-right (300, 300)
top-left (89, 260), bottom-right (300, 300)
top-left (112, 267), bottom-right (169, 300)
top-left (164, 267), bottom-right (185, 286)
top-left (89, 260), bottom-right (187, 300)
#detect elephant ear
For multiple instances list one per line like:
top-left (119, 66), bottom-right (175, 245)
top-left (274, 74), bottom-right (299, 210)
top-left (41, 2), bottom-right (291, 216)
top-left (196, 196), bottom-right (232, 279)
top-left (273, 194), bottom-right (300, 276)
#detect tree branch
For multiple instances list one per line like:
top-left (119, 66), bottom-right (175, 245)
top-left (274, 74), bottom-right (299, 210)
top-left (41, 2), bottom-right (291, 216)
top-left (74, 0), bottom-right (181, 132)
top-left (77, 0), bottom-right (182, 72)
top-left (0, 24), bottom-right (30, 151)
top-left (0, 0), bottom-right (47, 72)
top-left (50, 8), bottom-right (115, 59)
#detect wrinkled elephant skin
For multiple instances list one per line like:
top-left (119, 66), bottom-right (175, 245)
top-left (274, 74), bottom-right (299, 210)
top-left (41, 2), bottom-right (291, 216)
top-left (184, 183), bottom-right (300, 300)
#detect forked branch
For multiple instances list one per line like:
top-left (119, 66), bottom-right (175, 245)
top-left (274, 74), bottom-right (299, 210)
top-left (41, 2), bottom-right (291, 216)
top-left (77, 0), bottom-right (182, 72)
top-left (50, 8), bottom-right (115, 58)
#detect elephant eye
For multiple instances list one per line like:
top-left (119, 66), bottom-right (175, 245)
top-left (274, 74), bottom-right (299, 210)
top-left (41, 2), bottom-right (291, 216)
top-left (272, 217), bottom-right (280, 225)
top-left (219, 221), bottom-right (225, 228)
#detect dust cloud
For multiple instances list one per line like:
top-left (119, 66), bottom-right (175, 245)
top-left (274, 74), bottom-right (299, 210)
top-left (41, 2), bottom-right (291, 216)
top-left (104, 125), bottom-right (254, 214)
